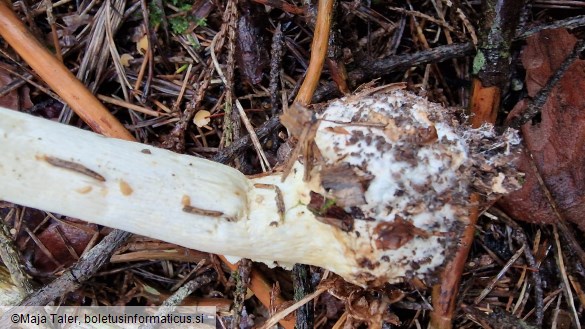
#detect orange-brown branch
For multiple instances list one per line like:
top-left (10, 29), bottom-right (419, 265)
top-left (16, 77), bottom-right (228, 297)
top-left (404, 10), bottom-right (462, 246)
top-left (469, 79), bottom-right (501, 128)
top-left (430, 193), bottom-right (480, 328)
top-left (294, 0), bottom-right (334, 106)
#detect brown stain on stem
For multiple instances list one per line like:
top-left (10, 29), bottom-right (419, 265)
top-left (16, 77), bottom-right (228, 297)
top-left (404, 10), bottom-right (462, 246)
top-left (119, 180), bottom-right (133, 196)
top-left (76, 186), bottom-right (93, 194)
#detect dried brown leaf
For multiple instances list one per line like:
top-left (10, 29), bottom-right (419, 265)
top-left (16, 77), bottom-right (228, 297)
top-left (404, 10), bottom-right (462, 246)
top-left (32, 218), bottom-right (98, 273)
top-left (236, 2), bottom-right (268, 85)
top-left (499, 29), bottom-right (585, 231)
top-left (321, 163), bottom-right (367, 207)
top-left (0, 72), bottom-right (32, 110)
top-left (0, 72), bottom-right (18, 109)
top-left (280, 102), bottom-right (313, 138)
top-left (307, 192), bottom-right (354, 232)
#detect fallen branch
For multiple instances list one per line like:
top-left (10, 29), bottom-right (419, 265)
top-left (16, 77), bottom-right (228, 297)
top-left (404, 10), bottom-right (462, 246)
top-left (294, 0), bottom-right (335, 105)
top-left (315, 42), bottom-right (475, 102)
top-left (0, 89), bottom-right (521, 286)
top-left (18, 230), bottom-right (131, 306)
top-left (0, 217), bottom-right (36, 298)
top-left (430, 193), bottom-right (479, 329)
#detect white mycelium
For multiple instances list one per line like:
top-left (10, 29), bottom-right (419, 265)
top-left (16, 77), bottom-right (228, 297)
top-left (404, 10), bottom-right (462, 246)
top-left (0, 90), bottom-right (520, 286)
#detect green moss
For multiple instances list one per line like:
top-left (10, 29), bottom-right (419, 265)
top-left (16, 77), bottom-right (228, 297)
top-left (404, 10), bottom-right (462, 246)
top-left (185, 34), bottom-right (201, 50)
top-left (148, 1), bottom-right (164, 27)
top-left (472, 51), bottom-right (486, 75)
top-left (149, 0), bottom-right (205, 35)
top-left (320, 198), bottom-right (337, 213)
top-left (169, 17), bottom-right (190, 34)
top-left (195, 17), bottom-right (207, 27)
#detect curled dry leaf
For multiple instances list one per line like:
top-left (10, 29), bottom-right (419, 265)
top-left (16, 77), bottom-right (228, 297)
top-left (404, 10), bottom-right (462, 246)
top-left (0, 72), bottom-right (32, 110)
top-left (320, 163), bottom-right (369, 207)
top-left (12, 212), bottom-right (98, 274)
top-left (0, 72), bottom-right (19, 110)
top-left (499, 28), bottom-right (585, 232)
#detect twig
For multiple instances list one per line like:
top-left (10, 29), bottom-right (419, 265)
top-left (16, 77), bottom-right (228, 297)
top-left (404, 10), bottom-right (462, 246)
top-left (210, 34), bottom-right (271, 171)
top-left (259, 287), bottom-right (326, 329)
top-left (387, 6), bottom-right (456, 32)
top-left (474, 245), bottom-right (526, 305)
top-left (331, 311), bottom-right (348, 329)
top-left (293, 264), bottom-right (314, 329)
top-left (491, 208), bottom-right (544, 326)
top-left (138, 271), bottom-right (217, 329)
top-left (550, 294), bottom-right (563, 329)
top-left (232, 259), bottom-right (251, 329)
top-left (469, 0), bottom-right (525, 127)
top-left (358, 42), bottom-right (474, 75)
top-left (17, 229), bottom-right (131, 306)
top-left (218, 256), bottom-right (295, 329)
top-left (295, 0), bottom-right (335, 105)
top-left (516, 15), bottom-right (585, 40)
top-left (221, 0), bottom-right (239, 148)
top-left (173, 63), bottom-right (193, 112)
top-left (160, 272), bottom-right (217, 306)
top-left (315, 42), bottom-right (475, 103)
top-left (568, 274), bottom-right (585, 309)
top-left (138, 0), bottom-right (154, 103)
top-left (212, 116), bottom-right (281, 164)
top-left (44, 0), bottom-right (62, 62)
top-left (507, 37), bottom-right (585, 129)
top-left (269, 23), bottom-right (284, 116)
top-left (524, 287), bottom-right (562, 321)
top-left (162, 272), bottom-right (216, 306)
top-left (429, 194), bottom-right (480, 329)
top-left (133, 38), bottom-right (150, 96)
top-left (98, 94), bottom-right (161, 117)
top-left (461, 305), bottom-right (538, 329)
top-left (0, 211), bottom-right (36, 297)
top-left (552, 225), bottom-right (582, 329)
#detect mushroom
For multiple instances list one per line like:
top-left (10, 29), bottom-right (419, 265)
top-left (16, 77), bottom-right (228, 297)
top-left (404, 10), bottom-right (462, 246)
top-left (0, 89), bottom-right (521, 287)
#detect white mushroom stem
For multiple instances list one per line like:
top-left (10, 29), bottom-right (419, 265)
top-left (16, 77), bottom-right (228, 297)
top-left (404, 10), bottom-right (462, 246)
top-left (0, 107), bottom-right (346, 268)
top-left (0, 90), bottom-right (521, 287)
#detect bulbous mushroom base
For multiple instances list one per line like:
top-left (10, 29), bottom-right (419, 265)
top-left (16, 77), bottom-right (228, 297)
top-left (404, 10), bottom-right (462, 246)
top-left (277, 89), bottom-right (521, 286)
